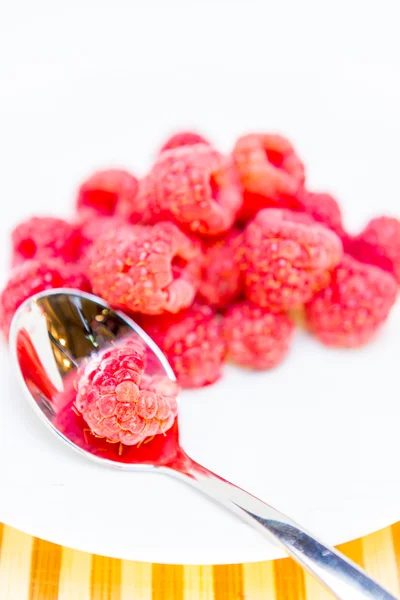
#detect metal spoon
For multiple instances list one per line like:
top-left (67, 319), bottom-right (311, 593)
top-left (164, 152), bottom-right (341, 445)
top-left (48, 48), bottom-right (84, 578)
top-left (9, 289), bottom-right (397, 600)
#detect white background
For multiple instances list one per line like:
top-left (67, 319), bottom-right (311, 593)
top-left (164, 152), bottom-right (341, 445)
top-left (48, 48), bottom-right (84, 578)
top-left (0, 1), bottom-right (400, 563)
top-left (1, 1), bottom-right (400, 241)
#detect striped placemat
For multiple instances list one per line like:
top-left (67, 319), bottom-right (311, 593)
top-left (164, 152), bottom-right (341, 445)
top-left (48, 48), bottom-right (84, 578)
top-left (0, 522), bottom-right (400, 599)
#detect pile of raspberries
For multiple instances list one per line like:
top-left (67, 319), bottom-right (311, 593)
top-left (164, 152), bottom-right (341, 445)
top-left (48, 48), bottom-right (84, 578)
top-left (2, 131), bottom-right (399, 396)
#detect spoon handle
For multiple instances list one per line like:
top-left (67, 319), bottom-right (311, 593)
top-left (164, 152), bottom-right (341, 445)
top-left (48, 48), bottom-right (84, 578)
top-left (164, 458), bottom-right (397, 600)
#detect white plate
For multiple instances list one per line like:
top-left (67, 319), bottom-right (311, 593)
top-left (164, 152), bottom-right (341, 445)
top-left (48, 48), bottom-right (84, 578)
top-left (0, 0), bottom-right (400, 565)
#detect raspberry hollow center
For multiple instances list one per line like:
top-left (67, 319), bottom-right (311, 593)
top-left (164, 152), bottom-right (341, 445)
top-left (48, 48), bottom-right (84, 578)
top-left (209, 174), bottom-right (220, 202)
top-left (265, 148), bottom-right (284, 169)
top-left (96, 191), bottom-right (118, 215)
top-left (17, 239), bottom-right (37, 259)
top-left (171, 255), bottom-right (188, 278)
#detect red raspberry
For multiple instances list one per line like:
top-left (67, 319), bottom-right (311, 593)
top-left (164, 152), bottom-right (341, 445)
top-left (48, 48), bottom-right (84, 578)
top-left (305, 255), bottom-right (398, 347)
top-left (76, 169), bottom-right (139, 219)
top-left (198, 229), bottom-right (243, 309)
top-left (297, 189), bottom-right (345, 237)
top-left (75, 338), bottom-right (178, 445)
top-left (232, 134), bottom-right (305, 222)
top-left (160, 131), bottom-right (210, 153)
top-left (240, 209), bottom-right (343, 311)
top-left (87, 221), bottom-right (202, 315)
top-left (75, 214), bottom-right (130, 265)
top-left (0, 259), bottom-right (91, 338)
top-left (223, 301), bottom-right (295, 370)
top-left (54, 370), bottom-right (180, 464)
top-left (351, 216), bottom-right (400, 285)
top-left (76, 215), bottom-right (129, 265)
top-left (141, 304), bottom-right (226, 388)
top-left (12, 216), bottom-right (85, 266)
top-left (137, 144), bottom-right (242, 236)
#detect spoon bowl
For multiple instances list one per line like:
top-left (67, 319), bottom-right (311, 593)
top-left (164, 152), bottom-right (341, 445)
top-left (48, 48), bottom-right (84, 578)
top-left (10, 288), bottom-right (396, 600)
top-left (10, 289), bottom-right (183, 469)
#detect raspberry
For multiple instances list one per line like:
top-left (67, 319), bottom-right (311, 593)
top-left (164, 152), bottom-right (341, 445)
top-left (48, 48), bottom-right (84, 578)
top-left (75, 338), bottom-right (178, 445)
top-left (297, 189), bottom-right (345, 236)
top-left (305, 255), bottom-right (398, 347)
top-left (240, 209), bottom-right (343, 311)
top-left (232, 134), bottom-right (305, 222)
top-left (141, 304), bottom-right (226, 388)
top-left (160, 132), bottom-right (210, 153)
top-left (223, 301), bottom-right (295, 369)
top-left (0, 259), bottom-right (91, 338)
top-left (137, 144), bottom-right (242, 236)
top-left (198, 229), bottom-right (243, 309)
top-left (54, 370), bottom-right (180, 464)
top-left (75, 215), bottom-right (129, 265)
top-left (351, 216), bottom-right (400, 285)
top-left (87, 221), bottom-right (202, 315)
top-left (78, 214), bottom-right (128, 242)
top-left (11, 216), bottom-right (85, 266)
top-left (76, 169), bottom-right (139, 219)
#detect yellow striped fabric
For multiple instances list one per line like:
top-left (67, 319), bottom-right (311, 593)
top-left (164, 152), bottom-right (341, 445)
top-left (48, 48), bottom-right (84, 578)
top-left (0, 522), bottom-right (399, 599)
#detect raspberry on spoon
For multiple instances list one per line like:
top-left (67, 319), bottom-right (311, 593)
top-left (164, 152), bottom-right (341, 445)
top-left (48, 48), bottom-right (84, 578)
top-left (75, 338), bottom-right (178, 445)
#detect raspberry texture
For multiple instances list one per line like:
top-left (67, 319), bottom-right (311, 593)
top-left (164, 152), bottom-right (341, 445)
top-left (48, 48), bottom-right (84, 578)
top-left (223, 301), bottom-right (295, 370)
top-left (233, 134), bottom-right (305, 222)
top-left (160, 132), bottom-right (210, 153)
top-left (0, 259), bottom-right (91, 338)
top-left (240, 209), bottom-right (343, 311)
top-left (141, 304), bottom-right (226, 388)
top-left (351, 216), bottom-right (400, 285)
top-left (12, 216), bottom-right (85, 266)
top-left (75, 338), bottom-right (178, 445)
top-left (87, 221), bottom-right (202, 315)
top-left (76, 169), bottom-right (139, 219)
top-left (198, 229), bottom-right (243, 309)
top-left (77, 215), bottom-right (129, 261)
top-left (305, 255), bottom-right (397, 347)
top-left (137, 144), bottom-right (242, 235)
top-left (297, 189), bottom-right (345, 236)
